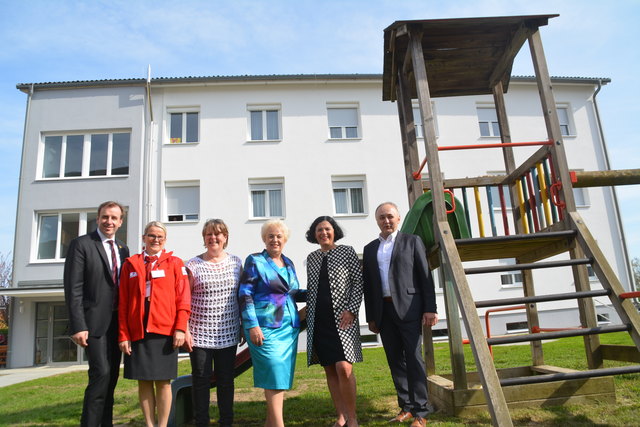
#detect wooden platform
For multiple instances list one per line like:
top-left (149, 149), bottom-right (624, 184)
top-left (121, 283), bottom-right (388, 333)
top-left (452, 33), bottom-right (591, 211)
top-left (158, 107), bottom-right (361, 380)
top-left (428, 365), bottom-right (616, 416)
top-left (428, 230), bottom-right (576, 268)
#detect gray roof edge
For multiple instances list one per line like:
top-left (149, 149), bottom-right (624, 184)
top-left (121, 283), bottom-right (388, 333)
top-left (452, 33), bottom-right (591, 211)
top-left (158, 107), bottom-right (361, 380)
top-left (17, 74), bottom-right (611, 92)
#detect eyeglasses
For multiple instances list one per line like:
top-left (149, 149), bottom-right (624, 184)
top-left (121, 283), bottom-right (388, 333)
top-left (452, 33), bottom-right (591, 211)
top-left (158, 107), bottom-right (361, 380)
top-left (145, 234), bottom-right (165, 241)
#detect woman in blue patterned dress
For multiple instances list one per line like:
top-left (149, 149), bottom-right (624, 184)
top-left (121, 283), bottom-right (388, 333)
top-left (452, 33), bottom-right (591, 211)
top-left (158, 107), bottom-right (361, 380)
top-left (238, 219), bottom-right (305, 427)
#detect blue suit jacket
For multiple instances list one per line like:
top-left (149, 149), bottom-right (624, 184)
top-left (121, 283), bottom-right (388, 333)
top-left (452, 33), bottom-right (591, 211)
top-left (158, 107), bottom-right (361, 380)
top-left (238, 250), bottom-right (303, 329)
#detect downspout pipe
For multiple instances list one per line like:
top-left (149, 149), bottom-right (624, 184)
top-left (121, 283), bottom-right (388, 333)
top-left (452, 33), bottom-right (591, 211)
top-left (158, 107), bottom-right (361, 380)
top-left (592, 80), bottom-right (635, 292)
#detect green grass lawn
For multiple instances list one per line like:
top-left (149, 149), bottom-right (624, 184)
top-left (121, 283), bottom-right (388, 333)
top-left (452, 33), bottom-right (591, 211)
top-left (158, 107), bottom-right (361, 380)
top-left (0, 333), bottom-right (638, 426)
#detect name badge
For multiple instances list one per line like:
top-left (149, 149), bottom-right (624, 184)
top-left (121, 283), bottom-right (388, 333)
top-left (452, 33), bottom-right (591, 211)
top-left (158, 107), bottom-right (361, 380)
top-left (129, 272), bottom-right (137, 278)
top-left (151, 269), bottom-right (166, 278)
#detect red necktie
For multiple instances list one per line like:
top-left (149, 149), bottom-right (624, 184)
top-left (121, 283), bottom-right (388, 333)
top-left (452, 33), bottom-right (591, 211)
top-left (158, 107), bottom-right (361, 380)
top-left (108, 240), bottom-right (119, 309)
top-left (108, 240), bottom-right (118, 284)
top-left (145, 255), bottom-right (158, 282)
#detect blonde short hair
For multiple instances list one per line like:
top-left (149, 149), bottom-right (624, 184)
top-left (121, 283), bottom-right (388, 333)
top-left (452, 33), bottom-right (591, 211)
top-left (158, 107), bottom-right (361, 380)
top-left (261, 219), bottom-right (289, 242)
top-left (144, 221), bottom-right (167, 237)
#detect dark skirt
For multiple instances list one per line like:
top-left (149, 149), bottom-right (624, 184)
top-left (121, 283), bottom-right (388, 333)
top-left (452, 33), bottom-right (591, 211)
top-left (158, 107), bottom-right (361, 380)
top-left (313, 256), bottom-right (346, 367)
top-left (124, 332), bottom-right (177, 381)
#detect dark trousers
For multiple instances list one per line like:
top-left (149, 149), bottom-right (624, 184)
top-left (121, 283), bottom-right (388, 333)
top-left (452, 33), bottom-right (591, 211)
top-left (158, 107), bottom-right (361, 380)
top-left (189, 345), bottom-right (238, 427)
top-left (81, 314), bottom-right (121, 427)
top-left (379, 300), bottom-right (432, 418)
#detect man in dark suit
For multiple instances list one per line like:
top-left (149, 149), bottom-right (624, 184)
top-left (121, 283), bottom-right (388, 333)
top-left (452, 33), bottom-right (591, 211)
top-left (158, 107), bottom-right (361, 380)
top-left (363, 202), bottom-right (437, 427)
top-left (64, 201), bottom-right (129, 427)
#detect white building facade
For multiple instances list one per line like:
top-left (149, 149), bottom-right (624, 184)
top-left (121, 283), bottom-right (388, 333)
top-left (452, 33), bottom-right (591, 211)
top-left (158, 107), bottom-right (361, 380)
top-left (5, 74), bottom-right (631, 367)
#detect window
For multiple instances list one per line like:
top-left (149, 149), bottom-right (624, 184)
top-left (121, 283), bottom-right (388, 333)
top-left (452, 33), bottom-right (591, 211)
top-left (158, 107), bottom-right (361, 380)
top-left (557, 106), bottom-right (572, 136)
top-left (489, 184), bottom-right (512, 210)
top-left (169, 111), bottom-right (199, 144)
top-left (35, 210), bottom-right (127, 261)
top-left (41, 132), bottom-right (130, 179)
top-left (327, 106), bottom-right (359, 139)
top-left (477, 107), bottom-right (500, 137)
top-left (332, 177), bottom-right (366, 215)
top-left (166, 182), bottom-right (200, 222)
top-left (499, 258), bottom-right (523, 288)
top-left (596, 313), bottom-right (611, 325)
top-left (249, 179), bottom-right (284, 218)
top-left (412, 103), bottom-right (438, 138)
top-left (573, 187), bottom-right (589, 207)
top-left (587, 265), bottom-right (599, 282)
top-left (506, 321), bottom-right (528, 333)
top-left (248, 106), bottom-right (280, 141)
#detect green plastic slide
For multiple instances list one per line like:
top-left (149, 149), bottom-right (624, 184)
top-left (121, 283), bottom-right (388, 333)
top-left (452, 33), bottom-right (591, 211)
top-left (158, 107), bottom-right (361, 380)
top-left (400, 190), bottom-right (471, 250)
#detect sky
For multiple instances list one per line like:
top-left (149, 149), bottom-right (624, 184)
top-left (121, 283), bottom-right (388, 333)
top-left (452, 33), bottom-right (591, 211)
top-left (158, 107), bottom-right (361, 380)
top-left (0, 0), bottom-right (638, 261)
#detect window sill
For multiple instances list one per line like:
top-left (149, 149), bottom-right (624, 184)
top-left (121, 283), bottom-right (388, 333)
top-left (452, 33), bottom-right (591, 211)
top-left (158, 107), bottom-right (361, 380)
top-left (36, 175), bottom-right (129, 182)
top-left (164, 141), bottom-right (200, 146)
top-left (500, 284), bottom-right (523, 289)
top-left (166, 220), bottom-right (200, 224)
top-left (246, 139), bottom-right (282, 144)
top-left (479, 135), bottom-right (502, 139)
top-left (29, 259), bottom-right (65, 265)
top-left (326, 138), bottom-right (362, 142)
top-left (247, 217), bottom-right (286, 222)
top-left (333, 213), bottom-right (368, 218)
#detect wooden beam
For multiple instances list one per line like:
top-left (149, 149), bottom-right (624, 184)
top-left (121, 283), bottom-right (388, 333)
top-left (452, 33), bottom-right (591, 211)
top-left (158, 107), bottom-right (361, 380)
top-left (529, 30), bottom-right (577, 214)
top-left (437, 221), bottom-right (513, 426)
top-left (408, 27), bottom-right (447, 223)
top-left (573, 169), bottom-right (640, 188)
top-left (488, 24), bottom-right (531, 88)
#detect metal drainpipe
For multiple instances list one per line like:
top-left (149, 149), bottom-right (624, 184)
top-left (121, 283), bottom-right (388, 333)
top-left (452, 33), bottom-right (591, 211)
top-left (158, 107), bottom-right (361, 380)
top-left (592, 80), bottom-right (635, 292)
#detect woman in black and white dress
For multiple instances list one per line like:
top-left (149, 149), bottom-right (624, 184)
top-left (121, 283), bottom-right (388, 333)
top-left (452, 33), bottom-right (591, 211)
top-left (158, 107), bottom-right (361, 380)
top-left (305, 216), bottom-right (363, 427)
top-left (185, 219), bottom-right (243, 427)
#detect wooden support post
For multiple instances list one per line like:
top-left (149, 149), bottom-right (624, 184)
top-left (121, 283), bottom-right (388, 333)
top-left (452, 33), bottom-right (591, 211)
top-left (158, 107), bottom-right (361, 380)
top-left (494, 82), bottom-right (544, 365)
top-left (408, 28), bottom-right (446, 223)
top-left (569, 212), bottom-right (640, 351)
top-left (570, 245), bottom-right (603, 369)
top-left (437, 221), bottom-right (513, 426)
top-left (528, 30), bottom-right (577, 215)
top-left (439, 265), bottom-right (468, 389)
top-left (396, 67), bottom-right (423, 205)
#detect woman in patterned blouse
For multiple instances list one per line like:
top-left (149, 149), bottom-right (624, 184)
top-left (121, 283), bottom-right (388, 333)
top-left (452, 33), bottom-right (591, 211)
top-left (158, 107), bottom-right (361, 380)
top-left (305, 216), bottom-right (363, 427)
top-left (184, 219), bottom-right (243, 427)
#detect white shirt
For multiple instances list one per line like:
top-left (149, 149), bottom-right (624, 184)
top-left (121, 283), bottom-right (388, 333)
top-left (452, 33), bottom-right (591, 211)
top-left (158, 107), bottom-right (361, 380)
top-left (377, 230), bottom-right (398, 298)
top-left (97, 228), bottom-right (121, 275)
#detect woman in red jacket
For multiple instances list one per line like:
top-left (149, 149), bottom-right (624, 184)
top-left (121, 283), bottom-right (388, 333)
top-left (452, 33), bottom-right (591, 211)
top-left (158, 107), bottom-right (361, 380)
top-left (118, 221), bottom-right (191, 427)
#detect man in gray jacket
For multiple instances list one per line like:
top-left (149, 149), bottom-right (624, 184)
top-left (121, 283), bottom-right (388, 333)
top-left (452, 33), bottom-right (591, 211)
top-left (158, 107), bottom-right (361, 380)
top-left (363, 202), bottom-right (437, 427)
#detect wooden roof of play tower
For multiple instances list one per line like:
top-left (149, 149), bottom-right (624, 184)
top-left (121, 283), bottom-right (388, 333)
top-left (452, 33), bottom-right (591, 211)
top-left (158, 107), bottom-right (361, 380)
top-left (382, 14), bottom-right (558, 100)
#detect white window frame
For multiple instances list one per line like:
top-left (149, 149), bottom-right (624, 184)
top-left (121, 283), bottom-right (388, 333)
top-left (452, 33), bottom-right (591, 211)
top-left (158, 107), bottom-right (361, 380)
top-left (412, 102), bottom-right (439, 139)
top-left (556, 104), bottom-right (575, 137)
top-left (571, 170), bottom-right (590, 208)
top-left (327, 103), bottom-right (360, 140)
top-left (165, 181), bottom-right (200, 222)
top-left (499, 258), bottom-right (523, 288)
top-left (247, 104), bottom-right (281, 142)
top-left (249, 178), bottom-right (285, 219)
top-left (32, 209), bottom-right (127, 262)
top-left (332, 175), bottom-right (367, 216)
top-left (167, 107), bottom-right (200, 144)
top-left (477, 105), bottom-right (500, 137)
top-left (38, 131), bottom-right (131, 180)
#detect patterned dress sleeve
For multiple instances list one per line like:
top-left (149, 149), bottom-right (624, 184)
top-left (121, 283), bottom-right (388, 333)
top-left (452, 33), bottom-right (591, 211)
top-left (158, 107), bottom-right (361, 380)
top-left (345, 245), bottom-right (364, 315)
top-left (238, 254), bottom-right (260, 328)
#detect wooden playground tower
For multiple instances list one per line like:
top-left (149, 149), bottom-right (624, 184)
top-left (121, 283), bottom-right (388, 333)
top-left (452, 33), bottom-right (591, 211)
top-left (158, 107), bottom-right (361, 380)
top-left (382, 15), bottom-right (640, 426)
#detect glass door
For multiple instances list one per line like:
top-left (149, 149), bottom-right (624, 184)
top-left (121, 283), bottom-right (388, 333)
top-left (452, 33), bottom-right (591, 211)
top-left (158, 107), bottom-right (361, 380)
top-left (34, 302), bottom-right (80, 365)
